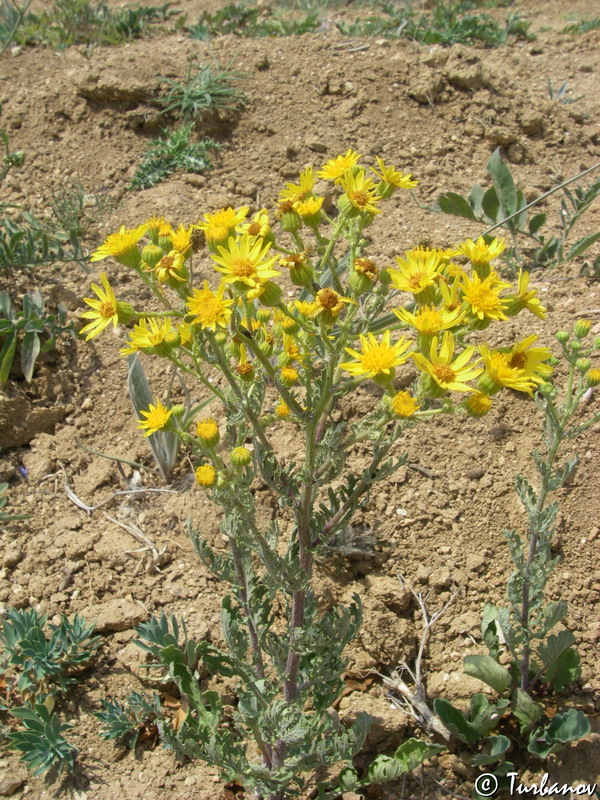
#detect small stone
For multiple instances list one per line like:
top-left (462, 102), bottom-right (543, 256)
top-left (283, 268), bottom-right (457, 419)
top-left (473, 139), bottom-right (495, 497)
top-left (306, 137), bottom-right (327, 153)
top-left (2, 546), bottom-right (23, 569)
top-left (589, 527), bottom-right (599, 542)
top-left (0, 775), bottom-right (25, 796)
top-left (254, 54), bottom-right (269, 71)
top-left (81, 397), bottom-right (93, 411)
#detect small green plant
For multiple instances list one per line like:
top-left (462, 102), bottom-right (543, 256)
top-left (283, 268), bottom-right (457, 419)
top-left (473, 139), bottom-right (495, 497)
top-left (130, 124), bottom-right (219, 190)
top-left (0, 482), bottom-right (29, 522)
top-left (547, 79), bottom-right (584, 105)
top-left (562, 16), bottom-right (600, 35)
top-left (430, 323), bottom-right (599, 794)
top-left (433, 149), bottom-right (600, 273)
top-left (50, 179), bottom-right (113, 240)
top-left (1, 607), bottom-right (101, 775)
top-left (0, 289), bottom-right (75, 384)
top-left (0, 0), bottom-right (179, 49)
top-left (158, 59), bottom-right (247, 126)
top-left (187, 2), bottom-right (321, 39)
top-left (0, 209), bottom-right (89, 270)
top-left (1, 126), bottom-right (24, 183)
top-left (337, 0), bottom-right (532, 46)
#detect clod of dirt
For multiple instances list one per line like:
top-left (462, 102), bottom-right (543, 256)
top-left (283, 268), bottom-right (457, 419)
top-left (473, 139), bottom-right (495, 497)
top-left (338, 691), bottom-right (407, 750)
top-left (85, 597), bottom-right (148, 633)
top-left (0, 775), bottom-right (25, 797)
top-left (0, 389), bottom-right (67, 448)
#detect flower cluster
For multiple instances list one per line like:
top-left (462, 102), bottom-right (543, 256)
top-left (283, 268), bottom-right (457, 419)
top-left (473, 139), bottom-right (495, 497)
top-left (82, 151), bottom-right (566, 487)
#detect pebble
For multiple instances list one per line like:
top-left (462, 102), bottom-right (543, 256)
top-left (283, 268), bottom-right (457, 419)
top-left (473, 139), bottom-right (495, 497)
top-left (467, 467), bottom-right (485, 480)
top-left (0, 775), bottom-right (25, 796)
top-left (589, 527), bottom-right (599, 542)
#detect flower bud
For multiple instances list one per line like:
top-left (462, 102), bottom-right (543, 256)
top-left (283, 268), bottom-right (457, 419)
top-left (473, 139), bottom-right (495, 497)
top-left (116, 302), bottom-right (135, 325)
top-left (537, 382), bottom-right (554, 396)
top-left (280, 366), bottom-right (299, 386)
top-left (215, 331), bottom-right (228, 345)
top-left (464, 392), bottom-right (492, 418)
top-left (586, 368), bottom-right (600, 387)
top-left (275, 401), bottom-right (290, 419)
top-left (257, 281), bottom-right (282, 308)
top-left (555, 330), bottom-right (570, 344)
top-left (230, 446), bottom-right (252, 467)
top-left (142, 244), bottom-right (165, 269)
top-left (574, 319), bottom-right (591, 339)
top-left (196, 418), bottom-right (220, 448)
top-left (571, 340), bottom-right (583, 353)
top-left (257, 308), bottom-right (272, 323)
top-left (349, 270), bottom-right (372, 297)
top-left (576, 358), bottom-right (591, 373)
top-left (170, 404), bottom-right (186, 419)
top-left (280, 210), bottom-right (302, 233)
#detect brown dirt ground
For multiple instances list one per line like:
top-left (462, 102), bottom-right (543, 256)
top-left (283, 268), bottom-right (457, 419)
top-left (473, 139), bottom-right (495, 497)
top-left (1, 0), bottom-right (600, 798)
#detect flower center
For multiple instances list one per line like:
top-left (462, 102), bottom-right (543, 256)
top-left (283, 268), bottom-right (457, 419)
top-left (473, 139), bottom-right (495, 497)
top-left (248, 222), bottom-right (261, 236)
top-left (433, 364), bottom-right (456, 384)
top-left (361, 347), bottom-right (396, 374)
top-left (468, 286), bottom-right (500, 313)
top-left (416, 309), bottom-right (443, 333)
top-left (231, 258), bottom-right (256, 277)
top-left (408, 271), bottom-right (425, 291)
top-left (318, 289), bottom-right (339, 310)
top-left (100, 301), bottom-right (116, 319)
top-left (351, 190), bottom-right (370, 208)
top-left (509, 353), bottom-right (527, 370)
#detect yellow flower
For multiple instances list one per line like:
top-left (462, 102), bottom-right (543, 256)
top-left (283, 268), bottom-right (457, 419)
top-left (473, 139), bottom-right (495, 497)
top-left (151, 250), bottom-right (188, 283)
top-left (296, 196), bottom-right (324, 222)
top-left (318, 148), bottom-right (361, 182)
top-left (295, 299), bottom-right (318, 316)
top-left (339, 169), bottom-right (382, 215)
top-left (505, 270), bottom-right (547, 320)
top-left (455, 236), bottom-right (506, 269)
top-left (120, 317), bottom-right (175, 355)
top-left (195, 464), bottom-right (217, 487)
top-left (586, 368), bottom-right (600, 387)
top-left (80, 272), bottom-right (120, 341)
top-left (341, 330), bottom-right (412, 380)
top-left (311, 288), bottom-right (356, 320)
top-left (281, 365), bottom-right (299, 385)
top-left (196, 418), bottom-right (220, 447)
top-left (413, 332), bottom-right (482, 393)
top-left (464, 392), bottom-right (492, 418)
top-left (145, 215), bottom-right (169, 233)
top-left (391, 391), bottom-right (420, 418)
top-left (279, 167), bottom-right (315, 203)
top-left (478, 344), bottom-right (537, 396)
top-left (136, 399), bottom-right (173, 436)
top-left (169, 224), bottom-right (194, 257)
top-left (370, 157), bottom-right (419, 190)
top-left (275, 400), bottom-right (290, 419)
top-left (212, 234), bottom-right (280, 288)
top-left (507, 335), bottom-right (553, 385)
top-left (461, 271), bottom-right (511, 323)
top-left (241, 208), bottom-right (271, 241)
top-left (90, 224), bottom-right (147, 269)
top-left (388, 250), bottom-right (443, 297)
top-left (178, 321), bottom-right (193, 346)
top-left (393, 304), bottom-right (463, 336)
top-left (197, 206), bottom-right (249, 248)
top-left (187, 281), bottom-right (233, 330)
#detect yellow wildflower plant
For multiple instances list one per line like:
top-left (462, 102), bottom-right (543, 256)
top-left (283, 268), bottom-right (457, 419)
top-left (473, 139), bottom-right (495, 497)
top-left (212, 233), bottom-right (280, 289)
top-left (318, 148), bottom-right (361, 182)
top-left (187, 281), bottom-right (233, 330)
top-left (136, 398), bottom-right (173, 436)
top-left (197, 206), bottom-right (249, 249)
top-left (80, 272), bottom-right (133, 341)
top-left (341, 331), bottom-right (411, 383)
top-left (413, 332), bottom-right (482, 395)
top-left (91, 223), bottom-right (148, 270)
top-left (82, 154), bottom-right (554, 798)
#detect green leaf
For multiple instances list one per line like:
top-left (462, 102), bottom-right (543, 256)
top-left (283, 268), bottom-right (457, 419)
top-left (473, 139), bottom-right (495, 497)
top-left (567, 232), bottom-right (600, 262)
top-left (436, 192), bottom-right (479, 221)
top-left (0, 331), bottom-right (17, 384)
top-left (487, 148), bottom-right (517, 218)
top-left (366, 738), bottom-right (444, 784)
top-left (546, 708), bottom-right (590, 744)
top-left (433, 698), bottom-right (480, 743)
top-left (528, 213), bottom-right (547, 236)
top-left (512, 688), bottom-right (542, 732)
top-left (537, 630), bottom-right (575, 670)
top-left (464, 655), bottom-right (512, 695)
top-left (481, 185), bottom-right (500, 222)
top-left (542, 647), bottom-right (580, 691)
top-left (21, 331), bottom-right (41, 382)
top-left (471, 734), bottom-right (511, 766)
top-left (338, 767), bottom-right (359, 792)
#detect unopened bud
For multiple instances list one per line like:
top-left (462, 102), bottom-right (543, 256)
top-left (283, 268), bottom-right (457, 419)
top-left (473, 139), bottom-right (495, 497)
top-left (576, 358), bottom-right (591, 373)
top-left (574, 319), bottom-right (591, 339)
top-left (230, 446), bottom-right (252, 467)
top-left (555, 330), bottom-right (570, 344)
